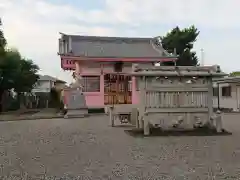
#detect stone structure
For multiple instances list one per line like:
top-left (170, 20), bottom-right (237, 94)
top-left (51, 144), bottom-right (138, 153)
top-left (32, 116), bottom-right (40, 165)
top-left (64, 74), bottom-right (88, 118)
top-left (131, 65), bottom-right (226, 135)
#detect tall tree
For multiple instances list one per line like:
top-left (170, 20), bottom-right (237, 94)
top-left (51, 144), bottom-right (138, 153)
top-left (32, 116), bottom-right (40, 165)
top-left (14, 58), bottom-right (39, 109)
top-left (14, 58), bottom-right (39, 93)
top-left (160, 25), bottom-right (200, 66)
top-left (0, 50), bottom-right (20, 111)
top-left (0, 19), bottom-right (39, 112)
top-left (0, 18), bottom-right (6, 56)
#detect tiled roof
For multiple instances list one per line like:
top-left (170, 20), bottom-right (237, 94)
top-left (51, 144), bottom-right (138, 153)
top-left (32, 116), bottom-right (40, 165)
top-left (61, 34), bottom-right (176, 59)
top-left (213, 76), bottom-right (240, 83)
top-left (39, 75), bottom-right (66, 83)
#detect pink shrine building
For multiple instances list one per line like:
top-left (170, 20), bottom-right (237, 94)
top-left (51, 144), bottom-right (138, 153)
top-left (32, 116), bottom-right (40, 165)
top-left (58, 33), bottom-right (177, 109)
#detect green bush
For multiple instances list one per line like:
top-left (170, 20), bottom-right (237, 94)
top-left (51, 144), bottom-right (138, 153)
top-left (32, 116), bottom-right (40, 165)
top-left (49, 88), bottom-right (62, 109)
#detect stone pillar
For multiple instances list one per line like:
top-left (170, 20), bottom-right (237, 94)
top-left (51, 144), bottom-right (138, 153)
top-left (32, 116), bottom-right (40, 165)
top-left (64, 73), bottom-right (88, 118)
top-left (144, 118), bottom-right (150, 136)
top-left (109, 106), bottom-right (115, 127)
top-left (215, 110), bottom-right (223, 133)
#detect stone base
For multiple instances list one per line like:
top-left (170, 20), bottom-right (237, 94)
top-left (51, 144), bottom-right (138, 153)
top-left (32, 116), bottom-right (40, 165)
top-left (64, 109), bottom-right (88, 118)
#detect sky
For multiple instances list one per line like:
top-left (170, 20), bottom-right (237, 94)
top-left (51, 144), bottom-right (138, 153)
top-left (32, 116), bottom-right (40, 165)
top-left (0, 0), bottom-right (240, 83)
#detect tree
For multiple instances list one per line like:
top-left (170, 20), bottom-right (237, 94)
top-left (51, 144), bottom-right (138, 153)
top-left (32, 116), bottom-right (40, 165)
top-left (229, 71), bottom-right (240, 77)
top-left (160, 25), bottom-right (200, 66)
top-left (0, 20), bottom-right (39, 112)
top-left (0, 50), bottom-right (20, 111)
top-left (0, 18), bottom-right (6, 56)
top-left (14, 57), bottom-right (39, 93)
top-left (14, 57), bottom-right (39, 109)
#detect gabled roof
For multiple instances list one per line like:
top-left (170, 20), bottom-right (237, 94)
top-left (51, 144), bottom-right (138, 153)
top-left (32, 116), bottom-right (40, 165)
top-left (38, 75), bottom-right (66, 84)
top-left (60, 34), bottom-right (177, 59)
top-left (213, 76), bottom-right (240, 83)
top-left (39, 75), bottom-right (56, 81)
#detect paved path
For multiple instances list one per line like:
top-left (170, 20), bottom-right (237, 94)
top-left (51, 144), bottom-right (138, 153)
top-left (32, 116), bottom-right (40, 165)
top-left (0, 114), bottom-right (240, 179)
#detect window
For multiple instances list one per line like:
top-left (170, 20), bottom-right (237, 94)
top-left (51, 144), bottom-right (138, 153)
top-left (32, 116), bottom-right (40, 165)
top-left (82, 76), bottom-right (100, 92)
top-left (213, 87), bottom-right (219, 96)
top-left (222, 86), bottom-right (231, 97)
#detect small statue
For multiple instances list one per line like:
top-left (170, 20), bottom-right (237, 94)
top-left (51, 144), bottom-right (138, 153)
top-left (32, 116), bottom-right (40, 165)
top-left (71, 72), bottom-right (84, 90)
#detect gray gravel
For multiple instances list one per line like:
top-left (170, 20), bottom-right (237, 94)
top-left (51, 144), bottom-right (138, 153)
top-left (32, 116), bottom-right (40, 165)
top-left (0, 114), bottom-right (240, 179)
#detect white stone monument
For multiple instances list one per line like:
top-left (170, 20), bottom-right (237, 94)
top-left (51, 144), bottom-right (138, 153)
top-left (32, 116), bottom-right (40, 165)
top-left (64, 74), bottom-right (88, 118)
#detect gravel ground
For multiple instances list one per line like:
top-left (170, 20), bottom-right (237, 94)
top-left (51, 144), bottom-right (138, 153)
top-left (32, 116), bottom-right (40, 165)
top-left (0, 114), bottom-right (240, 179)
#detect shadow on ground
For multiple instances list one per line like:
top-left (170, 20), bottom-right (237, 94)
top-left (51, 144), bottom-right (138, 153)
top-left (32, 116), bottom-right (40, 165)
top-left (124, 127), bottom-right (232, 137)
top-left (111, 124), bottom-right (136, 128)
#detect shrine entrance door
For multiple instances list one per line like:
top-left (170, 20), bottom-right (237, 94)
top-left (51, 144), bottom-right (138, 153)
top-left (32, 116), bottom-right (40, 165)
top-left (104, 74), bottom-right (132, 105)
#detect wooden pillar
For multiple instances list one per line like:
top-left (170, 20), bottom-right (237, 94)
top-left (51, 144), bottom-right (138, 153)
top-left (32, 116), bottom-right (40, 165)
top-left (100, 64), bottom-right (104, 93)
top-left (100, 64), bottom-right (106, 112)
top-left (100, 73), bottom-right (105, 109)
top-left (116, 73), bottom-right (119, 104)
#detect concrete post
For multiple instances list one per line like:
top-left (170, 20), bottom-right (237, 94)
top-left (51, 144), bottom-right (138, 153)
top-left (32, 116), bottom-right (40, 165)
top-left (143, 113), bottom-right (150, 135)
top-left (109, 106), bottom-right (114, 127)
top-left (215, 110), bottom-right (223, 133)
top-left (144, 119), bottom-right (150, 136)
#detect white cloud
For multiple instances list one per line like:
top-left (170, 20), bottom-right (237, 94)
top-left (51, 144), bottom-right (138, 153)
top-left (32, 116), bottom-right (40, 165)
top-left (0, 0), bottom-right (118, 83)
top-left (0, 0), bottom-right (240, 83)
top-left (104, 0), bottom-right (240, 28)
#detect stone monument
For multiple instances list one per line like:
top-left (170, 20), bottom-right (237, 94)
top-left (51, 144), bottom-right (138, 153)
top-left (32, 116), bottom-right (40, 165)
top-left (64, 74), bottom-right (88, 118)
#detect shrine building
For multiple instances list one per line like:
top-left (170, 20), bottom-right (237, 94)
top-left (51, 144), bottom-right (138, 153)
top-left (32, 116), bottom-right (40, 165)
top-left (58, 33), bottom-right (177, 109)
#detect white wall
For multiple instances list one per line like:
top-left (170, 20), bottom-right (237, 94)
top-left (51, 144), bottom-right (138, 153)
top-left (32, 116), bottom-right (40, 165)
top-left (32, 80), bottom-right (53, 93)
top-left (213, 82), bottom-right (240, 111)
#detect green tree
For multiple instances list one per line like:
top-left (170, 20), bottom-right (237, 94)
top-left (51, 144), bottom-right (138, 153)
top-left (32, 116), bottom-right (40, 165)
top-left (0, 50), bottom-right (20, 111)
top-left (14, 56), bottom-right (39, 109)
top-left (14, 57), bottom-right (39, 93)
top-left (160, 25), bottom-right (200, 66)
top-left (0, 18), bottom-right (6, 56)
top-left (229, 71), bottom-right (240, 77)
top-left (0, 20), bottom-right (39, 112)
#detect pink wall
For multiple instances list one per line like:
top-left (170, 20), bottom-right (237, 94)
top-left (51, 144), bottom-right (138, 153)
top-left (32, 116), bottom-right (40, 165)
top-left (64, 61), bottom-right (147, 108)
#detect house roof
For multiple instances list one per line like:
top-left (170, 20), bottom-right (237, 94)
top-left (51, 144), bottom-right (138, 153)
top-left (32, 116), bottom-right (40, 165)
top-left (213, 76), bottom-right (240, 84)
top-left (38, 75), bottom-right (66, 84)
top-left (61, 34), bottom-right (177, 59)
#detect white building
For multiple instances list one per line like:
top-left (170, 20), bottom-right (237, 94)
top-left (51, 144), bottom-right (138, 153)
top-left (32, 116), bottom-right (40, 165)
top-left (213, 77), bottom-right (240, 111)
top-left (32, 75), bottom-right (66, 93)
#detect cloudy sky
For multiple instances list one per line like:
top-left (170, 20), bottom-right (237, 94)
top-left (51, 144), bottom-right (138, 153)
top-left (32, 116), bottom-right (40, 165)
top-left (0, 0), bottom-right (239, 83)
